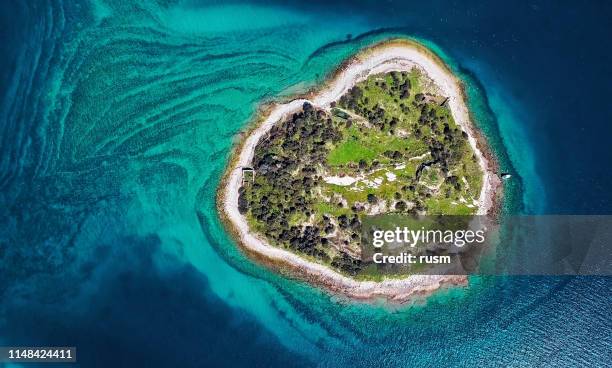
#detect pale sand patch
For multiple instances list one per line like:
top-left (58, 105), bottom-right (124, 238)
top-left (396, 129), bottom-right (409, 138)
top-left (367, 200), bottom-right (388, 216)
top-left (324, 176), bottom-right (358, 186)
top-left (362, 179), bottom-right (380, 189)
top-left (409, 152), bottom-right (431, 161)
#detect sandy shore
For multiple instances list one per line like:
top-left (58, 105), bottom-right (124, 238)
top-left (218, 39), bottom-right (501, 303)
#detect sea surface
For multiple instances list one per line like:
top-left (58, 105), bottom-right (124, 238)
top-left (0, 1), bottom-right (610, 367)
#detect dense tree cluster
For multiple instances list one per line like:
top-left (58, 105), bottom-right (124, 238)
top-left (331, 251), bottom-right (362, 276)
top-left (413, 100), bottom-right (469, 181)
top-left (241, 102), bottom-right (342, 260)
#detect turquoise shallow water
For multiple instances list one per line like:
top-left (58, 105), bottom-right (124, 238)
top-left (0, 1), bottom-right (610, 367)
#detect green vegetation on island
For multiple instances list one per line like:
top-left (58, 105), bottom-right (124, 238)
top-left (238, 68), bottom-right (483, 277)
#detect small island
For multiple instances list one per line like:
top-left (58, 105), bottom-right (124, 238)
top-left (218, 39), bottom-right (501, 302)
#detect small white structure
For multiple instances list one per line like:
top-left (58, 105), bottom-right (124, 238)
top-left (241, 167), bottom-right (255, 185)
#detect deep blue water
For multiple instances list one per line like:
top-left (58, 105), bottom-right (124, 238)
top-left (0, 1), bottom-right (610, 367)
